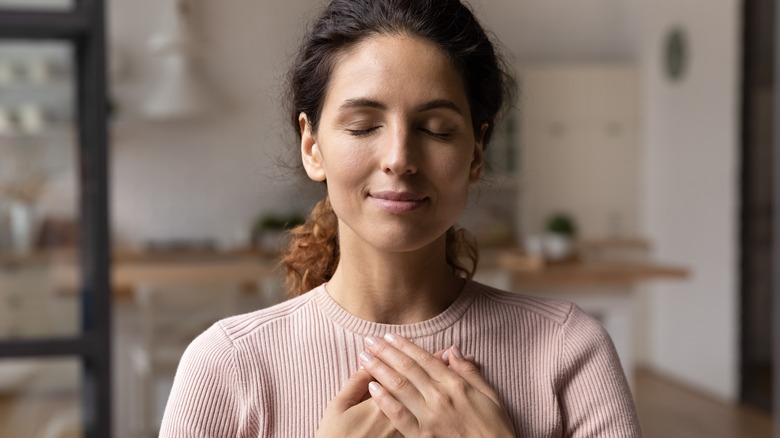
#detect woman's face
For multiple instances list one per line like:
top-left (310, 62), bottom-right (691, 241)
top-left (300, 34), bottom-right (484, 254)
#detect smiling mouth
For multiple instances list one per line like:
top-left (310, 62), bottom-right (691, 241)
top-left (369, 191), bottom-right (428, 213)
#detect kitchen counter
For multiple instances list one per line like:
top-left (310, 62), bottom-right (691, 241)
top-left (44, 249), bottom-right (277, 297)
top-left (8, 246), bottom-right (689, 295)
top-left (481, 248), bottom-right (689, 289)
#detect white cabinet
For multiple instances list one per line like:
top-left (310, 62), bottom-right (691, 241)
top-left (0, 263), bottom-right (78, 339)
top-left (518, 64), bottom-right (638, 239)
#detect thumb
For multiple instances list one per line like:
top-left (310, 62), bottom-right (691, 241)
top-left (447, 346), bottom-right (503, 406)
top-left (330, 368), bottom-right (374, 412)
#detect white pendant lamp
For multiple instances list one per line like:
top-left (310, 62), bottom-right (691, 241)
top-left (142, 0), bottom-right (217, 120)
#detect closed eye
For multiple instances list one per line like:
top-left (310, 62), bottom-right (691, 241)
top-left (419, 128), bottom-right (453, 139)
top-left (347, 126), bottom-right (380, 136)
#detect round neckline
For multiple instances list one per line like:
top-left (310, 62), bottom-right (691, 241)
top-left (313, 279), bottom-right (478, 338)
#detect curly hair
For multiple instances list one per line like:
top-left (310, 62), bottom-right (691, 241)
top-left (279, 197), bottom-right (340, 296)
top-left (281, 0), bottom-right (514, 297)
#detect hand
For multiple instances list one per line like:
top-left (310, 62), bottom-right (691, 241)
top-left (316, 368), bottom-right (403, 438)
top-left (316, 348), bottom-right (469, 437)
top-left (360, 334), bottom-right (515, 438)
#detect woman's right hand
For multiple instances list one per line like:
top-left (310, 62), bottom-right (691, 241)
top-left (316, 368), bottom-right (403, 438)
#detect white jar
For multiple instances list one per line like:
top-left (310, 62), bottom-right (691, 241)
top-left (542, 233), bottom-right (572, 261)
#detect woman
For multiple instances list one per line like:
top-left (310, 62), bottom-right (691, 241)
top-left (160, 0), bottom-right (642, 436)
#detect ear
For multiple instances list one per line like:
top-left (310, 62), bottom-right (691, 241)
top-left (300, 113), bottom-right (327, 182)
top-left (469, 123), bottom-right (488, 184)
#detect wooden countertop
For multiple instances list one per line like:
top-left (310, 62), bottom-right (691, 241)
top-left (47, 249), bottom-right (278, 297)
top-left (483, 248), bottom-right (689, 288)
top-left (9, 246), bottom-right (689, 295)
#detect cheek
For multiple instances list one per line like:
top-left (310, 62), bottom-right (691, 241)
top-left (320, 142), bottom-right (373, 208)
top-left (432, 149), bottom-right (474, 184)
top-left (319, 134), bottom-right (370, 174)
top-left (426, 157), bottom-right (473, 217)
top-left (326, 149), bottom-right (368, 185)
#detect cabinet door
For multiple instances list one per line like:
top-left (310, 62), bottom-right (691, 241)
top-left (519, 65), bottom-right (638, 238)
top-left (0, 266), bottom-right (79, 338)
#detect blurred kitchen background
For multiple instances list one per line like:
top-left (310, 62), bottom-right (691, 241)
top-left (0, 0), bottom-right (775, 437)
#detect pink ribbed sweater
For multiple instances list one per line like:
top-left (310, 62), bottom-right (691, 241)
top-left (160, 280), bottom-right (642, 437)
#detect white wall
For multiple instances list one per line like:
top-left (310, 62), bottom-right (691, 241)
top-left (638, 0), bottom-right (741, 401)
top-left (108, 0), bottom-right (324, 247)
top-left (106, 0), bottom-right (638, 247)
top-left (475, 0), bottom-right (638, 62)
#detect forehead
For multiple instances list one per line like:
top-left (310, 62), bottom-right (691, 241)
top-left (323, 34), bottom-right (469, 112)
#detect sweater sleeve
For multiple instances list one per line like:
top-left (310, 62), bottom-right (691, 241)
top-left (159, 322), bottom-right (251, 437)
top-left (557, 305), bottom-right (643, 437)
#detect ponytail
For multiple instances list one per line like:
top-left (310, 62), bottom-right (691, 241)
top-left (280, 196), bottom-right (340, 297)
top-left (281, 197), bottom-right (480, 297)
top-left (446, 227), bottom-right (479, 280)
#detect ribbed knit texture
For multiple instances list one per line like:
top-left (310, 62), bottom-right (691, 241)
top-left (160, 280), bottom-right (642, 437)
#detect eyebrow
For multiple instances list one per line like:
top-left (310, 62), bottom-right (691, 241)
top-left (415, 99), bottom-right (463, 115)
top-left (339, 98), bottom-right (387, 111)
top-left (338, 98), bottom-right (464, 115)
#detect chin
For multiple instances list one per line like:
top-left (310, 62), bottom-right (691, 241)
top-left (366, 226), bottom-right (448, 254)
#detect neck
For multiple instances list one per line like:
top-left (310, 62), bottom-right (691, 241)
top-left (326, 231), bottom-right (464, 324)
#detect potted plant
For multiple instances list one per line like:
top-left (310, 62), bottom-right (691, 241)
top-left (543, 213), bottom-right (577, 262)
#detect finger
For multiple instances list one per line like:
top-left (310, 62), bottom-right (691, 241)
top-left (442, 347), bottom-right (478, 369)
top-left (365, 335), bottom-right (440, 389)
top-left (359, 348), bottom-right (426, 410)
top-left (373, 334), bottom-right (451, 379)
top-left (447, 346), bottom-right (502, 406)
top-left (368, 381), bottom-right (419, 436)
top-left (330, 368), bottom-right (374, 412)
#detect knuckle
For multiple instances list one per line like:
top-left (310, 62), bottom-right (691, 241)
top-left (459, 359), bottom-right (480, 373)
top-left (387, 401), bottom-right (406, 419)
top-left (380, 398), bottom-right (412, 425)
top-left (459, 361), bottom-right (482, 377)
top-left (416, 351), bottom-right (435, 366)
top-left (389, 375), bottom-right (410, 392)
top-left (450, 377), bottom-right (469, 395)
top-left (397, 356), bottom-right (416, 372)
top-left (430, 388), bottom-right (454, 408)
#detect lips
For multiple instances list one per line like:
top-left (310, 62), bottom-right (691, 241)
top-left (369, 191), bottom-right (428, 213)
top-left (370, 191), bottom-right (426, 202)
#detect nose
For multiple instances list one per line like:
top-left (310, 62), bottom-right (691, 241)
top-left (380, 124), bottom-right (417, 176)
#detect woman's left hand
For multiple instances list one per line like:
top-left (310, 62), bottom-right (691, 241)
top-left (360, 334), bottom-right (516, 437)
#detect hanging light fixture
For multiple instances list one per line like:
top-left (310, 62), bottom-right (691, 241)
top-left (142, 0), bottom-right (217, 120)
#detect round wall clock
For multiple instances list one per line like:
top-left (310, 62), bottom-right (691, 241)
top-left (664, 26), bottom-right (688, 81)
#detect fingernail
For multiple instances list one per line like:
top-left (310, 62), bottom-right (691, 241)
top-left (442, 350), bottom-right (450, 363)
top-left (451, 345), bottom-right (463, 359)
top-left (359, 351), bottom-right (374, 363)
top-left (383, 333), bottom-right (397, 343)
top-left (368, 381), bottom-right (380, 394)
top-left (365, 336), bottom-right (378, 347)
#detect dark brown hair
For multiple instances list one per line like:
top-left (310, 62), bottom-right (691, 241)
top-left (281, 0), bottom-right (515, 296)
